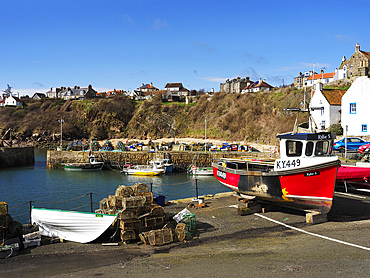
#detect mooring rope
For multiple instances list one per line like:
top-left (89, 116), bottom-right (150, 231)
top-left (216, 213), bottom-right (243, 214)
top-left (35, 193), bottom-right (90, 204)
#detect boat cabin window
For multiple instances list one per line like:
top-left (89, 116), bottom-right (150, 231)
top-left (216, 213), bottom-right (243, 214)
top-left (226, 161), bottom-right (247, 170)
top-left (305, 142), bottom-right (314, 156)
top-left (315, 141), bottom-right (330, 156)
top-left (286, 140), bottom-right (303, 157)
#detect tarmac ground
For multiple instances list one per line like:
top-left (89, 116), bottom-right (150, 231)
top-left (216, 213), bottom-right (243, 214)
top-left (1, 187), bottom-right (370, 278)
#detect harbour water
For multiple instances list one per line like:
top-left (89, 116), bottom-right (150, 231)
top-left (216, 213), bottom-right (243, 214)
top-left (1, 149), bottom-right (230, 224)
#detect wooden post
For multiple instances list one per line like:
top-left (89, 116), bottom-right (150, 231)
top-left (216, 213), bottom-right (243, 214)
top-left (90, 193), bottom-right (93, 213)
top-left (195, 179), bottom-right (199, 200)
top-left (29, 201), bottom-right (33, 224)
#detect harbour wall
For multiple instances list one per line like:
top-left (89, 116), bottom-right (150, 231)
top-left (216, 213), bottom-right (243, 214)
top-left (0, 147), bottom-right (35, 168)
top-left (47, 150), bottom-right (278, 170)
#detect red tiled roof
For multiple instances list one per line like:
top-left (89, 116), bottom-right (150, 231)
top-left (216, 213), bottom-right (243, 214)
top-left (321, 89), bottom-right (347, 105)
top-left (360, 50), bottom-right (370, 60)
top-left (307, 72), bottom-right (335, 81)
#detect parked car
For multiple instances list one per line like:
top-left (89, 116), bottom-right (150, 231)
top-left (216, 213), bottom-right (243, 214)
top-left (333, 137), bottom-right (370, 152)
top-left (358, 143), bottom-right (370, 154)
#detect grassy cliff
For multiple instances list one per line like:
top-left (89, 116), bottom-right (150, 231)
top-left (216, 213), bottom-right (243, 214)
top-left (0, 88), bottom-right (308, 145)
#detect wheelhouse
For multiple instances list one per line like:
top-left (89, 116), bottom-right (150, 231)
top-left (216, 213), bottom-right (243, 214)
top-left (278, 132), bottom-right (335, 160)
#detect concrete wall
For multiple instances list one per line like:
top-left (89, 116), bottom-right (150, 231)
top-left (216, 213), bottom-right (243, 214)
top-left (47, 150), bottom-right (278, 171)
top-left (0, 147), bottom-right (35, 168)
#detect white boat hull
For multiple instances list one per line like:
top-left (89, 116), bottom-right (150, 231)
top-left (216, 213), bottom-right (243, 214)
top-left (31, 207), bottom-right (117, 243)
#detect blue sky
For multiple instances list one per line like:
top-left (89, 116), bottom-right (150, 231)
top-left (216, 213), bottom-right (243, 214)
top-left (1, 0), bottom-right (370, 96)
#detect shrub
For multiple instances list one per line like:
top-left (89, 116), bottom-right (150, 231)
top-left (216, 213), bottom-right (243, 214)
top-left (327, 123), bottom-right (343, 136)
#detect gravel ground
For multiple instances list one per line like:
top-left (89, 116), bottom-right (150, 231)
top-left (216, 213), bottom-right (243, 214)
top-left (1, 191), bottom-right (370, 277)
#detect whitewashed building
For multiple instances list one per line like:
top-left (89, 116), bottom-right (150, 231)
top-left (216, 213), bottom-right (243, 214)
top-left (341, 76), bottom-right (370, 136)
top-left (309, 83), bottom-right (346, 130)
top-left (304, 70), bottom-right (335, 88)
top-left (0, 94), bottom-right (23, 107)
top-left (241, 79), bottom-right (273, 93)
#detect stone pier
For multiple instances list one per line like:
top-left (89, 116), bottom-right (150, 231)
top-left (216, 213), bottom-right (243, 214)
top-left (0, 147), bottom-right (35, 168)
top-left (47, 150), bottom-right (277, 171)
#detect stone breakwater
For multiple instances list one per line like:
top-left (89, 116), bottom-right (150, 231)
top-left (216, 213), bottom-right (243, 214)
top-left (47, 150), bottom-right (278, 170)
top-left (0, 147), bottom-right (34, 168)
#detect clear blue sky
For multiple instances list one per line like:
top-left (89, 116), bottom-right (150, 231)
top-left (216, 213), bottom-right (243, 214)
top-left (1, 0), bottom-right (370, 96)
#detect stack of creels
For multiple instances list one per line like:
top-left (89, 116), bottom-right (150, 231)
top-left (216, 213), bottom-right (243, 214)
top-left (95, 183), bottom-right (165, 243)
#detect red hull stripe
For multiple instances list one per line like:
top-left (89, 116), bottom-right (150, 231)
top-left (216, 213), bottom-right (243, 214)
top-left (279, 165), bottom-right (337, 199)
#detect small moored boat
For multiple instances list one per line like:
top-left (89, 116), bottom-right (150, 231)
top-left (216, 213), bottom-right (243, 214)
top-left (153, 158), bottom-right (174, 173)
top-left (64, 153), bottom-right (104, 171)
top-left (189, 165), bottom-right (214, 176)
top-left (121, 160), bottom-right (165, 176)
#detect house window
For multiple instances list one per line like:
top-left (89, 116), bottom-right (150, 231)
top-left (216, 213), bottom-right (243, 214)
top-left (362, 124), bottom-right (367, 132)
top-left (321, 108), bottom-right (324, 115)
top-left (350, 103), bottom-right (356, 114)
top-left (321, 120), bottom-right (325, 130)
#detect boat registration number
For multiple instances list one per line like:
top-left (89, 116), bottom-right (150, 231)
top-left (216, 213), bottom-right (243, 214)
top-left (217, 170), bottom-right (227, 179)
top-left (275, 159), bottom-right (301, 169)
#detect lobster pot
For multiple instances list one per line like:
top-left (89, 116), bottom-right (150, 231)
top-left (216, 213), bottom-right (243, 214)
top-left (121, 230), bottom-right (136, 242)
top-left (117, 208), bottom-right (142, 220)
top-left (133, 183), bottom-right (149, 194)
top-left (175, 223), bottom-right (187, 242)
top-left (0, 214), bottom-right (11, 229)
top-left (99, 198), bottom-right (109, 210)
top-left (144, 204), bottom-right (164, 216)
top-left (147, 228), bottom-right (173, 246)
top-left (106, 208), bottom-right (117, 215)
top-left (122, 196), bottom-right (146, 210)
top-left (142, 216), bottom-right (164, 229)
top-left (120, 219), bottom-right (142, 231)
top-left (110, 196), bottom-right (124, 208)
top-left (137, 192), bottom-right (153, 205)
top-left (115, 185), bottom-right (134, 197)
top-left (107, 195), bottom-right (115, 207)
top-left (139, 232), bottom-right (149, 245)
top-left (0, 202), bottom-right (8, 215)
top-left (181, 213), bottom-right (196, 235)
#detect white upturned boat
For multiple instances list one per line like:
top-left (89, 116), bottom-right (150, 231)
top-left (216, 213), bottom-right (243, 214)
top-left (31, 207), bottom-right (117, 243)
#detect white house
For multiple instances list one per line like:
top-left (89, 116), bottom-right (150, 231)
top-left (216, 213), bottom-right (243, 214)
top-left (304, 71), bottom-right (336, 88)
top-left (0, 94), bottom-right (23, 107)
top-left (241, 79), bottom-right (273, 93)
top-left (309, 83), bottom-right (346, 130)
top-left (341, 76), bottom-right (370, 136)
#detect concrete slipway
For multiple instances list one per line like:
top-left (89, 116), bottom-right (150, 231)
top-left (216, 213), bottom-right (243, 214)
top-left (1, 190), bottom-right (370, 277)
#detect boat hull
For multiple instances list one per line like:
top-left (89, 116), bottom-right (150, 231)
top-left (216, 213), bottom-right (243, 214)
top-left (164, 164), bottom-right (173, 173)
top-left (336, 165), bottom-right (370, 190)
top-left (31, 207), bottom-right (117, 243)
top-left (126, 170), bottom-right (162, 176)
top-left (192, 169), bottom-right (214, 176)
top-left (64, 163), bottom-right (103, 171)
top-left (213, 162), bottom-right (339, 214)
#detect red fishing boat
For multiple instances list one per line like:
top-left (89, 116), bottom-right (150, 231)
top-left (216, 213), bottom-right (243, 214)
top-left (213, 132), bottom-right (341, 214)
